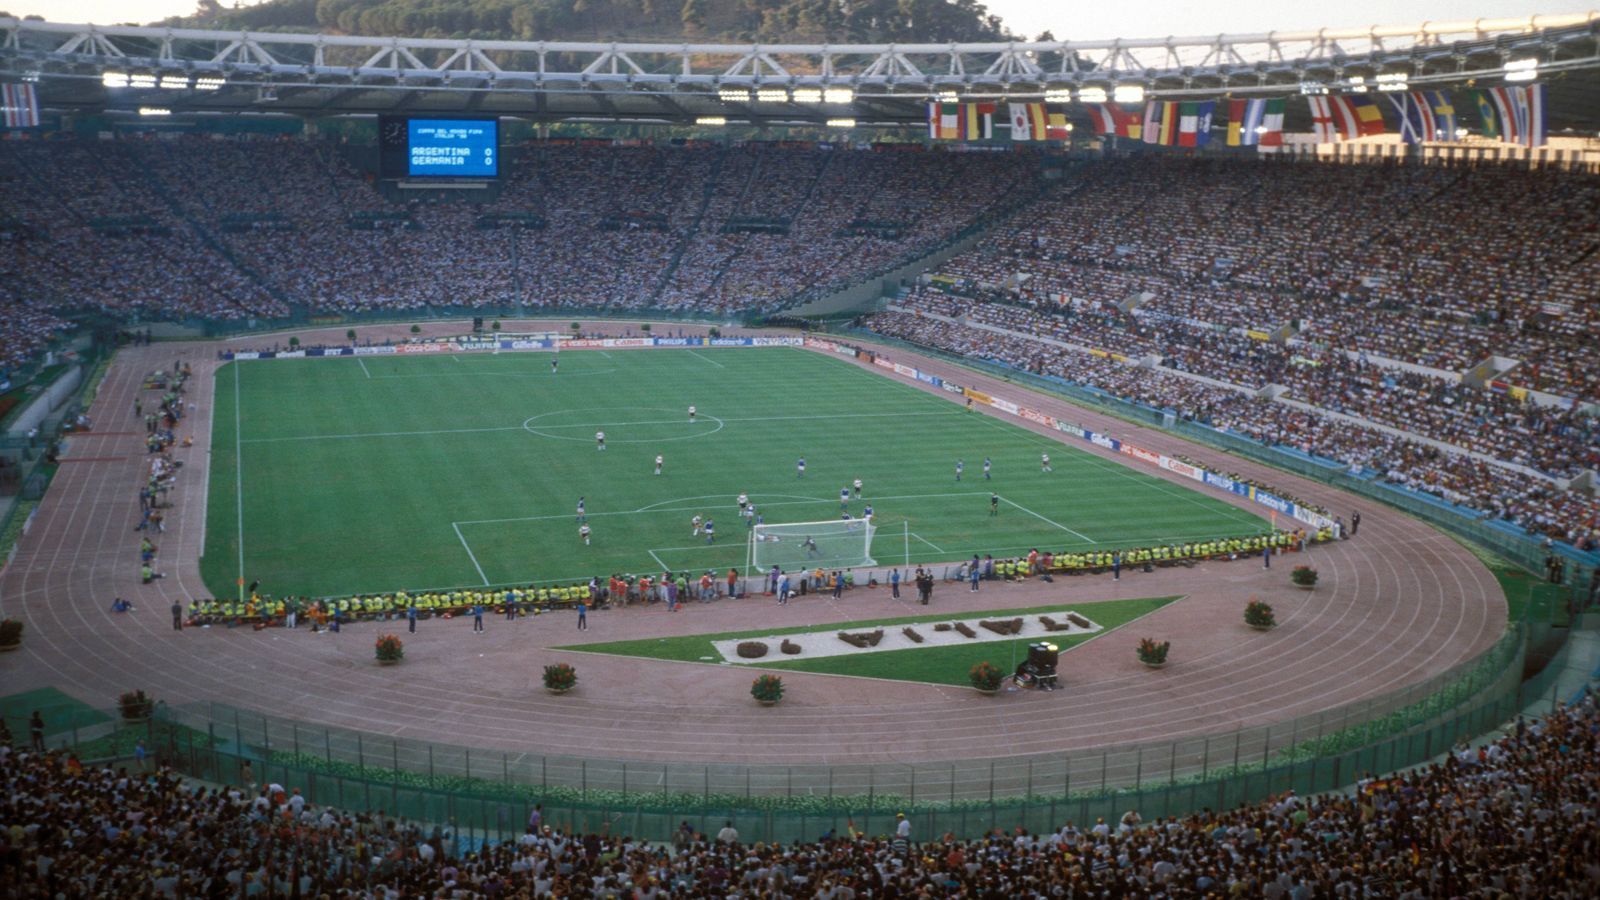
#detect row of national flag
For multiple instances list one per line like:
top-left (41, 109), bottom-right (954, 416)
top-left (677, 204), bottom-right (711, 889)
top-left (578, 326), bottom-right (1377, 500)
top-left (924, 85), bottom-right (1547, 149)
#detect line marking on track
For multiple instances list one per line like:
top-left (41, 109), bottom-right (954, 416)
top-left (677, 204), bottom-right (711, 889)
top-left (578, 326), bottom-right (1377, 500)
top-left (686, 349), bottom-right (725, 369)
top-left (998, 495), bottom-right (1096, 543)
top-left (453, 522), bottom-right (490, 585)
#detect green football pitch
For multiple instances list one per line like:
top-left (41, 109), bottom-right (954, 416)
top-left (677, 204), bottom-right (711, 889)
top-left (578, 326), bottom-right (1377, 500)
top-left (201, 346), bottom-right (1266, 599)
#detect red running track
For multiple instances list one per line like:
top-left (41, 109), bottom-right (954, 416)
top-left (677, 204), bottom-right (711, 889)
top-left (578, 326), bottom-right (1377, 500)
top-left (0, 323), bottom-right (1503, 768)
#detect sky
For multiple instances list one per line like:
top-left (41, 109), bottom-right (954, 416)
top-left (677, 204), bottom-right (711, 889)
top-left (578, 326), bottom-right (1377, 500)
top-left (1, 0), bottom-right (1589, 41)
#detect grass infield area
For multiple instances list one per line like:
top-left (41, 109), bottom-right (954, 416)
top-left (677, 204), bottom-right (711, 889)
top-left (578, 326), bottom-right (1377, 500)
top-left (562, 596), bottom-right (1180, 686)
top-left (202, 346), bottom-right (1264, 599)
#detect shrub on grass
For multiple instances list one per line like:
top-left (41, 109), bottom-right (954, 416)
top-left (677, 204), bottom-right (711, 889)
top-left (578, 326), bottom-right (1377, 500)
top-left (902, 627), bottom-right (924, 644)
top-left (1039, 616), bottom-right (1071, 633)
top-left (736, 641), bottom-right (769, 659)
top-left (933, 623), bottom-right (952, 632)
top-left (953, 623), bottom-right (977, 639)
top-left (1066, 613), bottom-right (1093, 629)
top-left (780, 639), bottom-right (802, 655)
top-left (837, 629), bottom-right (884, 648)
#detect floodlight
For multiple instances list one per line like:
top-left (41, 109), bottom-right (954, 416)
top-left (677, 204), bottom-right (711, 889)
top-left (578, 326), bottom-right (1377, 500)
top-left (102, 72), bottom-right (130, 87)
top-left (158, 76), bottom-right (187, 89)
top-left (826, 118), bottom-right (856, 128)
top-left (1112, 85), bottom-right (1144, 103)
top-left (791, 88), bottom-right (822, 103)
top-left (194, 77), bottom-right (224, 91)
top-left (1077, 87), bottom-right (1107, 103)
top-left (1504, 58), bottom-right (1538, 82)
top-left (756, 88), bottom-right (788, 102)
top-left (718, 88), bottom-right (750, 102)
top-left (138, 107), bottom-right (172, 116)
top-left (695, 116), bottom-right (727, 126)
top-left (1044, 89), bottom-right (1072, 103)
top-left (823, 88), bottom-right (854, 103)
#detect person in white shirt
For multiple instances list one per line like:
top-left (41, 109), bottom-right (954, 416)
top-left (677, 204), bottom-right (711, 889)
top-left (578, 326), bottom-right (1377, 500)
top-left (716, 821), bottom-right (739, 844)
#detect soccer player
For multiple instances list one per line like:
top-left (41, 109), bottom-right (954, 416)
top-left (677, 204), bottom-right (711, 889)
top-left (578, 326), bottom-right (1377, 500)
top-left (852, 478), bottom-right (863, 498)
top-left (688, 405), bottom-right (697, 423)
top-left (551, 357), bottom-right (559, 374)
top-left (655, 454), bottom-right (664, 476)
top-left (704, 519), bottom-right (715, 544)
top-left (692, 514), bottom-right (703, 536)
top-left (576, 497), bottom-right (586, 523)
top-left (983, 457), bottom-right (992, 480)
top-left (862, 503), bottom-right (873, 520)
top-left (839, 487), bottom-right (850, 510)
top-left (955, 459), bottom-right (965, 481)
top-left (1041, 452), bottom-right (1052, 473)
top-left (596, 430), bottom-right (606, 451)
top-left (990, 493), bottom-right (1000, 516)
top-left (796, 457), bottom-right (806, 478)
top-left (803, 536), bottom-right (820, 558)
top-left (755, 510), bottom-right (765, 527)
top-left (579, 523), bottom-right (591, 545)
top-left (737, 491), bottom-right (749, 512)
top-left (743, 505), bottom-right (755, 527)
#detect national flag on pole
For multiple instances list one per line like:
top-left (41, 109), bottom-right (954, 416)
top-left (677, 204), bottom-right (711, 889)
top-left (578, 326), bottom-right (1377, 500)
top-left (1008, 102), bottom-right (1047, 141)
top-left (1387, 92), bottom-right (1432, 144)
top-left (1142, 100), bottom-right (1179, 145)
top-left (1423, 91), bottom-right (1456, 140)
top-left (1229, 98), bottom-right (1288, 147)
top-left (927, 102), bottom-right (959, 140)
top-left (960, 102), bottom-right (995, 140)
top-left (1084, 103), bottom-right (1140, 140)
top-left (1342, 94), bottom-right (1387, 137)
top-left (2, 83), bottom-right (39, 129)
top-left (1483, 85), bottom-right (1547, 148)
top-left (1306, 95), bottom-right (1384, 141)
top-left (1176, 101), bottom-right (1214, 147)
top-left (1306, 96), bottom-right (1339, 142)
top-left (1473, 90), bottom-right (1500, 140)
top-left (1045, 110), bottom-right (1071, 141)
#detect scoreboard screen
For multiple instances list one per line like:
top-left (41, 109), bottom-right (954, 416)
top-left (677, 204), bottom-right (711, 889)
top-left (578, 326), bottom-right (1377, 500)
top-left (378, 116), bottom-right (498, 179)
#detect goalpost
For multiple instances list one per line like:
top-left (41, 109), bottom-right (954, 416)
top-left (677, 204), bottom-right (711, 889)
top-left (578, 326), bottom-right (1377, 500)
top-left (748, 516), bottom-right (877, 575)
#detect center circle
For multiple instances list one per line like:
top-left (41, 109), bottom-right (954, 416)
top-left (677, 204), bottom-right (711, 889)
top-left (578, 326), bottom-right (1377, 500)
top-left (521, 406), bottom-right (725, 443)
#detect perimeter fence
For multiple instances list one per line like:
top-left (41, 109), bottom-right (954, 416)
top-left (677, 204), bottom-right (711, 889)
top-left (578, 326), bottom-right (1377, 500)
top-left (93, 620), bottom-right (1550, 844)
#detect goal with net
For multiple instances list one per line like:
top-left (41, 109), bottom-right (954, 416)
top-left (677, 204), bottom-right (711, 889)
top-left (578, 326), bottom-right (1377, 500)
top-left (748, 516), bottom-right (877, 573)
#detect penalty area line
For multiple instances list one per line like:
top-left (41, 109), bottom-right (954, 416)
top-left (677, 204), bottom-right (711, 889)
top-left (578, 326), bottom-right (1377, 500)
top-left (452, 522), bottom-right (491, 585)
top-left (998, 496), bottom-right (1096, 544)
top-left (686, 349), bottom-right (725, 369)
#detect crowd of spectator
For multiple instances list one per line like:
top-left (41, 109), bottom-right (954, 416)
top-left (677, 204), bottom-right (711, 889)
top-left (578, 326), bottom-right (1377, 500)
top-left (865, 304), bottom-right (1600, 550)
top-left (0, 136), bottom-right (1035, 325)
top-left (938, 156), bottom-right (1599, 401)
top-left (3, 684), bottom-right (1596, 897)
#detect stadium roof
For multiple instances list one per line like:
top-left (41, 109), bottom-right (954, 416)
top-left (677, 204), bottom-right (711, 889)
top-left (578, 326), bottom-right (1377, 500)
top-left (4, 13), bottom-right (1600, 132)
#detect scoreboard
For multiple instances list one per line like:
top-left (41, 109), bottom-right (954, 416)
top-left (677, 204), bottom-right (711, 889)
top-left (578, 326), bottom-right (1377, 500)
top-left (378, 116), bottom-right (498, 179)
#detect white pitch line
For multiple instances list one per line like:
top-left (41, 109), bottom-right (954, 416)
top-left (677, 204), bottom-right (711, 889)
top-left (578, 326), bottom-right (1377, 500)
top-left (647, 549), bottom-right (670, 571)
top-left (910, 532), bottom-right (946, 553)
top-left (999, 495), bottom-right (1096, 543)
top-left (239, 410), bottom-right (954, 443)
top-left (242, 425), bottom-right (524, 444)
top-left (686, 349), bottom-right (725, 369)
top-left (455, 491), bottom-right (991, 527)
top-left (233, 364), bottom-right (246, 585)
top-left (358, 359), bottom-right (371, 379)
top-left (453, 522), bottom-right (490, 585)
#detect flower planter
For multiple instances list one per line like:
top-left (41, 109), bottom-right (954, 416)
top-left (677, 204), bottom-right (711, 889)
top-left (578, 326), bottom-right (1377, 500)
top-left (377, 658), bottom-right (401, 667)
top-left (1248, 623), bottom-right (1275, 632)
top-left (546, 686), bottom-right (572, 695)
top-left (757, 699), bottom-right (778, 707)
top-left (1297, 584), bottom-right (1315, 591)
top-left (975, 688), bottom-right (1001, 696)
top-left (1141, 660), bottom-right (1168, 669)
top-left (0, 642), bottom-right (19, 653)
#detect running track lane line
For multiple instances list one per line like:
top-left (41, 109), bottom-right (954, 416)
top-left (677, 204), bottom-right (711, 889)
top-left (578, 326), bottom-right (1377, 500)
top-left (453, 522), bottom-right (490, 585)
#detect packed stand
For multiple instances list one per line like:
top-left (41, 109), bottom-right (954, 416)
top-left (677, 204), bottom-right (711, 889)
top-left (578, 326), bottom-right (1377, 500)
top-left (862, 308), bottom-right (1600, 549)
top-left (4, 683), bottom-right (1598, 897)
top-left (936, 156), bottom-right (1600, 401)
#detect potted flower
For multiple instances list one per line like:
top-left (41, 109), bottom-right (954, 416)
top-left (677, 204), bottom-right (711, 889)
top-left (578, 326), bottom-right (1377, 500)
top-left (751, 674), bottom-right (785, 706)
top-left (543, 662), bottom-right (578, 694)
top-left (374, 634), bottom-right (404, 665)
top-left (1290, 566), bottom-right (1318, 589)
top-left (969, 661), bottom-right (1005, 694)
top-left (119, 690), bottom-right (154, 721)
top-left (1137, 638), bottom-right (1170, 669)
top-left (1244, 599), bottom-right (1277, 630)
top-left (0, 618), bottom-right (22, 651)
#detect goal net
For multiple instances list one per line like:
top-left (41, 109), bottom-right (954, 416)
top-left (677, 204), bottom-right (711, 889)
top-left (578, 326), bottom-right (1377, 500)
top-left (749, 516), bottom-right (876, 573)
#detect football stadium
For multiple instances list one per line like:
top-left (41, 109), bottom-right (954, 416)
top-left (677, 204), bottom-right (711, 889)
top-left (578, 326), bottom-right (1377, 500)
top-left (0, 2), bottom-right (1598, 895)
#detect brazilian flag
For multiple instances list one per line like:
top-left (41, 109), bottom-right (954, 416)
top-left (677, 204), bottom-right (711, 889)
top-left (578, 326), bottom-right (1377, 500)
top-left (1474, 90), bottom-right (1500, 139)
